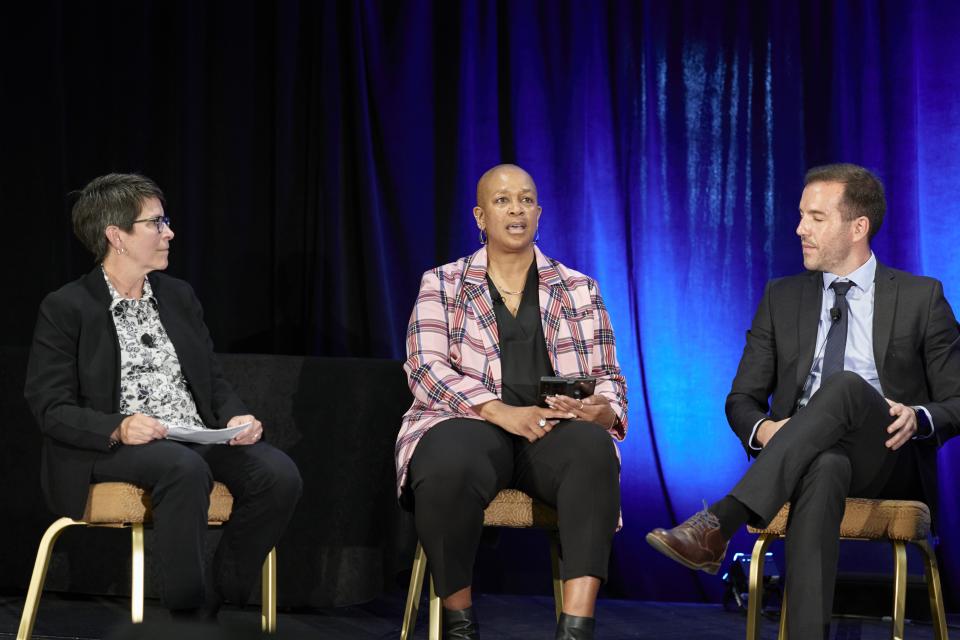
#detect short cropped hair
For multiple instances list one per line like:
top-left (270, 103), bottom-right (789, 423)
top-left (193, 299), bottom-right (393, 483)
top-left (71, 173), bottom-right (165, 262)
top-left (804, 163), bottom-right (886, 240)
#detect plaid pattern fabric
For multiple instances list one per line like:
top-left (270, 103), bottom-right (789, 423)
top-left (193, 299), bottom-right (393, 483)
top-left (396, 246), bottom-right (628, 495)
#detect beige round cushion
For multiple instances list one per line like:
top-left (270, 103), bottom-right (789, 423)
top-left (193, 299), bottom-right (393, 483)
top-left (748, 498), bottom-right (930, 541)
top-left (482, 488), bottom-right (558, 529)
top-left (81, 481), bottom-right (235, 524)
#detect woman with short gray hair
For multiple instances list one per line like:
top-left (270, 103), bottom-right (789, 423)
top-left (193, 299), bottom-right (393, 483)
top-left (25, 173), bottom-right (302, 620)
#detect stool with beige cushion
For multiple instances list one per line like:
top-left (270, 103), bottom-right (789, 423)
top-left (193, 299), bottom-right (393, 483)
top-left (17, 481), bottom-right (277, 640)
top-left (745, 498), bottom-right (948, 640)
top-left (400, 488), bottom-right (563, 640)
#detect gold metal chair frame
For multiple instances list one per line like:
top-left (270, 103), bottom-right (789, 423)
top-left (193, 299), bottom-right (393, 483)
top-left (399, 489), bottom-right (564, 640)
top-left (18, 501), bottom-right (277, 639)
top-left (745, 502), bottom-right (949, 640)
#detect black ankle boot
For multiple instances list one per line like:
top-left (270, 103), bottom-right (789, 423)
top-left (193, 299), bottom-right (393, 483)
top-left (555, 613), bottom-right (595, 640)
top-left (443, 606), bottom-right (479, 639)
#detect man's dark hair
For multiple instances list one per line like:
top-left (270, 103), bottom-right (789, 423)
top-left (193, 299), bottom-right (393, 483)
top-left (71, 173), bottom-right (165, 262)
top-left (804, 163), bottom-right (886, 240)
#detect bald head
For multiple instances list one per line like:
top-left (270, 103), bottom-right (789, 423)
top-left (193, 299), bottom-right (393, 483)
top-left (472, 164), bottom-right (541, 251)
top-left (476, 164), bottom-right (537, 206)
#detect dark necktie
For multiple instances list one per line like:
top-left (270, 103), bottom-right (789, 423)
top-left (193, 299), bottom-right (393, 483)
top-left (821, 280), bottom-right (855, 381)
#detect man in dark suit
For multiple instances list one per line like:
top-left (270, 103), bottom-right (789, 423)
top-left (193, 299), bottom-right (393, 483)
top-left (646, 163), bottom-right (960, 638)
top-left (25, 173), bottom-right (302, 619)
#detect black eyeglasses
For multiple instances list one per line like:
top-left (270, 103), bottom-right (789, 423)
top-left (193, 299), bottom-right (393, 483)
top-left (132, 215), bottom-right (171, 233)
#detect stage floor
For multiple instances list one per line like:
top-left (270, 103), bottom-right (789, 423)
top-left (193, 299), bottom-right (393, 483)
top-left (0, 591), bottom-right (952, 639)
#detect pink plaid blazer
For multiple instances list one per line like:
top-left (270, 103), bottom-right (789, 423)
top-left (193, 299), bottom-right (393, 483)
top-left (396, 246), bottom-right (628, 496)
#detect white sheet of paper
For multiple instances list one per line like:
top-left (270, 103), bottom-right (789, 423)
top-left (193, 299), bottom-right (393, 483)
top-left (166, 421), bottom-right (252, 444)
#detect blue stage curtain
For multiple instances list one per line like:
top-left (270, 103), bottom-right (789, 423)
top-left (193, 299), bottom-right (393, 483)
top-left (5, 0), bottom-right (960, 606)
top-left (307, 0), bottom-right (960, 603)
top-left (798, 0), bottom-right (960, 606)
top-left (295, 2), bottom-right (805, 600)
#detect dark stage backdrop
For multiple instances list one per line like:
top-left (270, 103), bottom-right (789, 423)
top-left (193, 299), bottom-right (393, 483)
top-left (3, 0), bottom-right (960, 607)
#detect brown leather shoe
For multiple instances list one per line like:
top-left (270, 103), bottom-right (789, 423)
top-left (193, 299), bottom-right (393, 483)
top-left (645, 507), bottom-right (729, 574)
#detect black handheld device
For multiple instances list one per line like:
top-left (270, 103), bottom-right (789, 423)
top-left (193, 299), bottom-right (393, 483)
top-left (538, 376), bottom-right (596, 406)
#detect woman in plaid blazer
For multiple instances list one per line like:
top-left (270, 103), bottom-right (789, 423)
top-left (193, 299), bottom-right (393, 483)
top-left (397, 165), bottom-right (627, 640)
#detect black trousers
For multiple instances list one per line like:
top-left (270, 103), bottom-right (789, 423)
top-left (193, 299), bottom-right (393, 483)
top-left (92, 439), bottom-right (302, 610)
top-left (730, 372), bottom-right (924, 638)
top-left (407, 418), bottom-right (621, 598)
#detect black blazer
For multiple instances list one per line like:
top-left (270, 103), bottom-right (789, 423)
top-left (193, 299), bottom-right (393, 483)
top-left (24, 268), bottom-right (248, 518)
top-left (725, 263), bottom-right (960, 519)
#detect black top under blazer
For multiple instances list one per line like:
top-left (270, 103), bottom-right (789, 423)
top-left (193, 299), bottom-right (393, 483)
top-left (725, 262), bottom-right (960, 523)
top-left (24, 267), bottom-right (248, 519)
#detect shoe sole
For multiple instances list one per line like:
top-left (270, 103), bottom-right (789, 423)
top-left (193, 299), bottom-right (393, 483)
top-left (645, 532), bottom-right (721, 575)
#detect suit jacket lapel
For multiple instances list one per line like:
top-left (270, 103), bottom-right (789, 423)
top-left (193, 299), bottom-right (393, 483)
top-left (535, 247), bottom-right (578, 374)
top-left (796, 271), bottom-right (824, 390)
top-left (82, 268), bottom-right (122, 410)
top-left (149, 273), bottom-right (211, 403)
top-left (873, 263), bottom-right (897, 383)
top-left (459, 248), bottom-right (502, 385)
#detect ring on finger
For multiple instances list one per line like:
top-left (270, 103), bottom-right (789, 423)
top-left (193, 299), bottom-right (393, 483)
top-left (578, 400), bottom-right (584, 410)
top-left (537, 417), bottom-right (547, 428)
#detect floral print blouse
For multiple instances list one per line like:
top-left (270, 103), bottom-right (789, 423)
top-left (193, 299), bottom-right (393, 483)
top-left (103, 268), bottom-right (206, 431)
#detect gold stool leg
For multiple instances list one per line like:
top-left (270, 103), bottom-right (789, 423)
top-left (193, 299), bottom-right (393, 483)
top-left (549, 532), bottom-right (563, 621)
top-left (17, 518), bottom-right (81, 640)
top-left (746, 534), bottom-right (775, 640)
top-left (428, 574), bottom-right (441, 640)
top-left (401, 542), bottom-right (428, 640)
top-left (130, 524), bottom-right (145, 623)
top-left (778, 587), bottom-right (787, 639)
top-left (261, 547), bottom-right (277, 633)
top-left (915, 540), bottom-right (948, 640)
top-left (891, 541), bottom-right (907, 640)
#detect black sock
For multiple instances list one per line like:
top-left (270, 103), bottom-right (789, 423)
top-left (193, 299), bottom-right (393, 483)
top-left (708, 495), bottom-right (751, 539)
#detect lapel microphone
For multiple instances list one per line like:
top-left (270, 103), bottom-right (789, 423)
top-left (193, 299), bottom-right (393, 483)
top-left (140, 333), bottom-right (156, 348)
top-left (830, 307), bottom-right (841, 322)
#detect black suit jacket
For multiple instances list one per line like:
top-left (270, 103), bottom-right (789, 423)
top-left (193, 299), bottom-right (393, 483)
top-left (24, 268), bottom-right (248, 518)
top-left (725, 263), bottom-right (960, 516)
